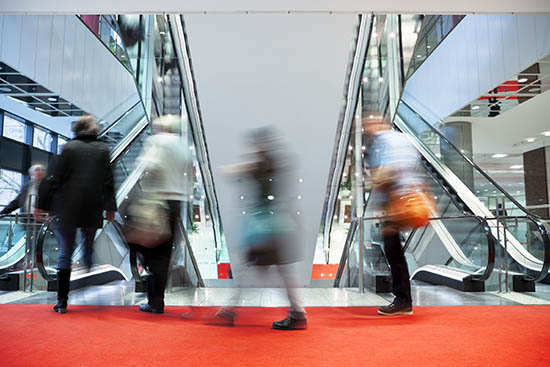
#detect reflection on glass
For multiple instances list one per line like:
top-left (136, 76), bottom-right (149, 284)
top-left (33, 126), bottom-right (53, 152)
top-left (0, 169), bottom-right (22, 206)
top-left (3, 114), bottom-right (26, 143)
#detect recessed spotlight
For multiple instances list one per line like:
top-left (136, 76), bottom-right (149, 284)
top-left (525, 137), bottom-right (536, 143)
top-left (362, 77), bottom-right (368, 83)
top-left (48, 97), bottom-right (57, 102)
top-left (492, 153), bottom-right (508, 158)
top-left (542, 131), bottom-right (550, 137)
top-left (472, 106), bottom-right (480, 110)
top-left (510, 165), bottom-right (523, 169)
top-left (518, 78), bottom-right (528, 83)
top-left (427, 45), bottom-right (432, 49)
top-left (417, 54), bottom-right (422, 58)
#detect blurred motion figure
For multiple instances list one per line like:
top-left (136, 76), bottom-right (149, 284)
top-left (128, 115), bottom-right (191, 315)
top-left (364, 117), bottom-right (420, 316)
top-left (47, 115), bottom-right (117, 314)
top-left (0, 164), bottom-right (45, 216)
top-left (214, 127), bottom-right (306, 330)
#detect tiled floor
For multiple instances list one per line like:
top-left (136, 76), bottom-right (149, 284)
top-left (3, 280), bottom-right (550, 307)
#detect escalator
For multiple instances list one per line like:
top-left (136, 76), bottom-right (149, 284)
top-left (395, 101), bottom-right (550, 291)
top-left (0, 100), bottom-right (150, 290)
top-left (334, 101), bottom-right (550, 293)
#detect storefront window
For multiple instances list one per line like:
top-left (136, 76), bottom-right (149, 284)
top-left (33, 126), bottom-right (53, 151)
top-left (0, 169), bottom-right (22, 206)
top-left (2, 114), bottom-right (26, 143)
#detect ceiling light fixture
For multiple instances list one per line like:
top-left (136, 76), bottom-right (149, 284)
top-left (378, 77), bottom-right (384, 83)
top-left (0, 87), bottom-right (10, 92)
top-left (362, 77), bottom-right (368, 83)
top-left (417, 55), bottom-right (422, 58)
top-left (525, 138), bottom-right (536, 143)
top-left (518, 77), bottom-right (528, 83)
top-left (510, 165), bottom-right (523, 169)
top-left (542, 131), bottom-right (550, 137)
top-left (472, 106), bottom-right (480, 110)
top-left (48, 97), bottom-right (57, 102)
top-left (492, 153), bottom-right (508, 158)
top-left (427, 45), bottom-right (432, 49)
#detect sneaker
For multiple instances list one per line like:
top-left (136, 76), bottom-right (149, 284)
top-left (272, 316), bottom-right (307, 330)
top-left (207, 308), bottom-right (236, 326)
top-left (378, 302), bottom-right (413, 316)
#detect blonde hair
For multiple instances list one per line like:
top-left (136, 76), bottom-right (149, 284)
top-left (72, 115), bottom-right (99, 137)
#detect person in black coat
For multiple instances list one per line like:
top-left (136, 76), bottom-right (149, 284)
top-left (0, 165), bottom-right (45, 216)
top-left (42, 115), bottom-right (117, 314)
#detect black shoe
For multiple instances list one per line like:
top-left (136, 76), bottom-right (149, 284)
top-left (53, 299), bottom-right (67, 314)
top-left (139, 303), bottom-right (164, 314)
top-left (378, 302), bottom-right (413, 316)
top-left (272, 316), bottom-right (307, 330)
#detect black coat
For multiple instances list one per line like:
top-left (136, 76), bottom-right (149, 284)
top-left (51, 135), bottom-right (116, 230)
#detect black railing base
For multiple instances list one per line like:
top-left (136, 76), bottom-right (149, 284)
top-left (0, 274), bottom-right (20, 291)
top-left (365, 271), bottom-right (392, 293)
top-left (512, 275), bottom-right (535, 292)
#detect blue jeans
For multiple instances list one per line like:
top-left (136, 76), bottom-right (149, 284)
top-left (57, 227), bottom-right (97, 270)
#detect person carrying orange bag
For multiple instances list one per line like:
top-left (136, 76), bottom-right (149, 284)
top-left (364, 117), bottom-right (435, 316)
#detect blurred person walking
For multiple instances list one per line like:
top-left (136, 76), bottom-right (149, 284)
top-left (0, 164), bottom-right (45, 216)
top-left (42, 115), bottom-right (116, 314)
top-left (127, 115), bottom-right (191, 315)
top-left (364, 117), bottom-right (421, 316)
top-left (213, 127), bottom-right (307, 330)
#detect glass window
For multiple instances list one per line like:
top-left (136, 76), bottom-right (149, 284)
top-left (2, 114), bottom-right (26, 143)
top-left (0, 169), bottom-right (22, 206)
top-left (57, 137), bottom-right (68, 154)
top-left (33, 126), bottom-right (53, 151)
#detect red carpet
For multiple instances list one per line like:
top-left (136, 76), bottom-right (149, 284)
top-left (1, 305), bottom-right (550, 366)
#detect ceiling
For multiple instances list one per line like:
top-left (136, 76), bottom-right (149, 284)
top-left (1, 0), bottom-right (549, 14)
top-left (0, 62), bottom-right (87, 117)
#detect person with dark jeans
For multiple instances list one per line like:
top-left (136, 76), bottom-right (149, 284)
top-left (129, 115), bottom-right (192, 314)
top-left (378, 223), bottom-right (412, 315)
top-left (132, 201), bottom-right (181, 314)
top-left (364, 116), bottom-right (418, 316)
top-left (38, 115), bottom-right (117, 314)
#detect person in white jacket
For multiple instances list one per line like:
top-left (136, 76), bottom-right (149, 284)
top-left (131, 115), bottom-right (192, 314)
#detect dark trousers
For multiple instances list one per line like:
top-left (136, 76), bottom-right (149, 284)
top-left (383, 226), bottom-right (412, 305)
top-left (131, 200), bottom-right (180, 308)
top-left (57, 227), bottom-right (97, 270)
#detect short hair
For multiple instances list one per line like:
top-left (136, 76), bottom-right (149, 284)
top-left (28, 164), bottom-right (45, 176)
top-left (72, 115), bottom-right (99, 137)
top-left (152, 115), bottom-right (181, 134)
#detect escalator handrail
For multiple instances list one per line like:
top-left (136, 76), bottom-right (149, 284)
top-left (359, 214), bottom-right (496, 282)
top-left (333, 219), bottom-right (358, 287)
top-left (35, 217), bottom-right (145, 282)
top-left (176, 219), bottom-right (205, 287)
top-left (109, 117), bottom-right (149, 165)
top-left (35, 216), bottom-right (58, 282)
top-left (97, 101), bottom-right (141, 139)
top-left (397, 101), bottom-right (550, 281)
top-left (398, 100), bottom-right (540, 220)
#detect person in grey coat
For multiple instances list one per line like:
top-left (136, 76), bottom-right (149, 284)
top-left (42, 115), bottom-right (117, 314)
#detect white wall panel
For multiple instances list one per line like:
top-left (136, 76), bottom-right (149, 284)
top-left (34, 15), bottom-right (52, 89)
top-left (0, 15), bottom-right (140, 129)
top-left (516, 16), bottom-right (538, 72)
top-left (19, 15), bottom-right (38, 79)
top-left (61, 17), bottom-right (76, 98)
top-left (403, 15), bottom-right (550, 125)
top-left (71, 23), bottom-right (86, 108)
top-left (185, 14), bottom-right (354, 285)
top-left (501, 15), bottom-right (520, 79)
top-left (0, 15), bottom-right (4, 50)
top-left (48, 16), bottom-right (65, 94)
top-left (535, 15), bottom-right (550, 60)
top-left (1, 15), bottom-right (22, 69)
